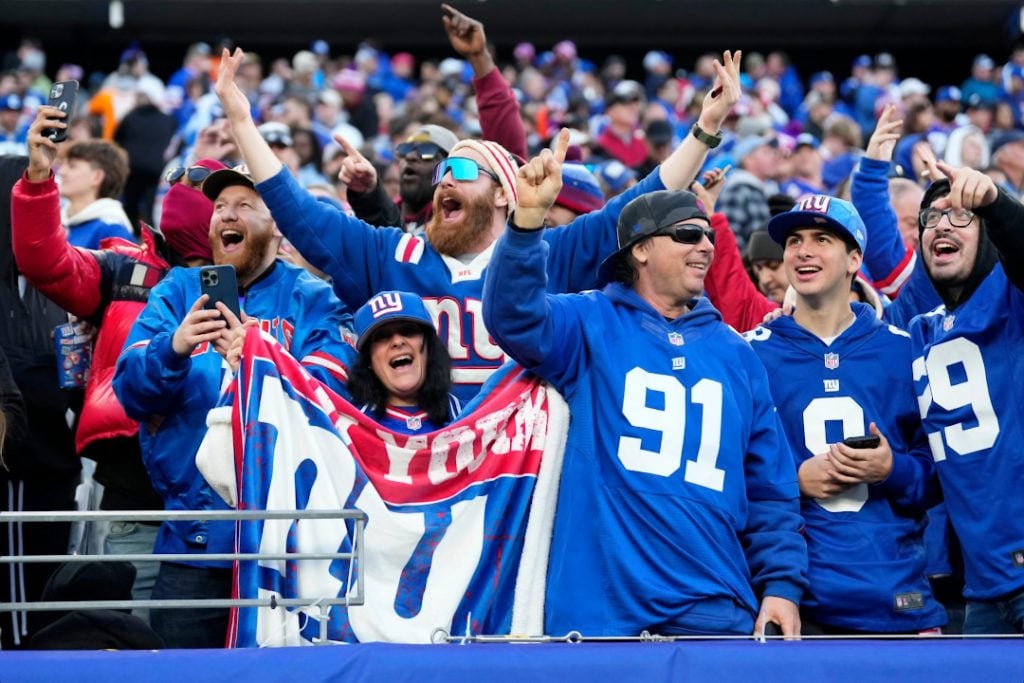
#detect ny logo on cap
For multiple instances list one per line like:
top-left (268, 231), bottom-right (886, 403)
top-left (369, 292), bottom-right (403, 318)
top-left (798, 195), bottom-right (832, 214)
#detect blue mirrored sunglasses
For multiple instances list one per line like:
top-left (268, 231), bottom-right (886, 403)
top-left (653, 223), bottom-right (715, 245)
top-left (432, 157), bottom-right (501, 186)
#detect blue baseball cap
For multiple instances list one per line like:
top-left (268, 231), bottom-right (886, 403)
top-left (810, 71), bottom-right (834, 87)
top-left (935, 86), bottom-right (961, 103)
top-left (852, 55), bottom-right (872, 69)
top-left (767, 195), bottom-right (867, 252)
top-left (354, 291), bottom-right (435, 351)
top-left (0, 93), bottom-right (22, 111)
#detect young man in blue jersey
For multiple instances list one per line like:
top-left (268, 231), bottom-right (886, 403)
top-left (911, 161), bottom-right (1024, 634)
top-left (212, 46), bottom-right (743, 405)
top-left (113, 165), bottom-right (355, 648)
top-left (746, 195), bottom-right (945, 634)
top-left (482, 143), bottom-right (807, 637)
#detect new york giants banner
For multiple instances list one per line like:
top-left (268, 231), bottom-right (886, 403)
top-left (209, 330), bottom-right (566, 647)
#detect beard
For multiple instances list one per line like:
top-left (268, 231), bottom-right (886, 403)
top-left (399, 173), bottom-right (435, 209)
top-left (210, 227), bottom-right (276, 283)
top-left (425, 189), bottom-right (495, 257)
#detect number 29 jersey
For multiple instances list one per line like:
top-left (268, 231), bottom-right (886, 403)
top-left (747, 304), bottom-right (945, 632)
top-left (911, 264), bottom-right (1024, 600)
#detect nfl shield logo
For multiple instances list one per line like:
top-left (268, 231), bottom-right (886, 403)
top-left (943, 316), bottom-right (955, 331)
top-left (824, 353), bottom-right (839, 370)
top-left (668, 332), bottom-right (684, 346)
top-left (406, 415), bottom-right (422, 431)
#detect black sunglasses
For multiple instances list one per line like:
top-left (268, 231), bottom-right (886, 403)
top-left (396, 141), bottom-right (445, 161)
top-left (653, 223), bottom-right (715, 245)
top-left (166, 165), bottom-right (213, 185)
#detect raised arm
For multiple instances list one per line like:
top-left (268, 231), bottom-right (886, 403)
top-left (12, 106), bottom-right (104, 318)
top-left (483, 128), bottom-right (584, 386)
top-left (851, 104), bottom-right (916, 296)
top-left (442, 3), bottom-right (528, 160)
top-left (214, 48), bottom-right (284, 183)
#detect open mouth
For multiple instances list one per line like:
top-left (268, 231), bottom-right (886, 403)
top-left (439, 196), bottom-right (463, 221)
top-left (794, 265), bottom-right (821, 281)
top-left (685, 260), bottom-right (708, 272)
top-left (220, 230), bottom-right (244, 251)
top-left (389, 354), bottom-right (413, 369)
top-left (932, 239), bottom-right (960, 260)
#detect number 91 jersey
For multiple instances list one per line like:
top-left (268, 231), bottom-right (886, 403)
top-left (748, 303), bottom-right (945, 632)
top-left (910, 264), bottom-right (1024, 601)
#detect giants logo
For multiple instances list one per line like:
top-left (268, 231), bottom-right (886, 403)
top-left (422, 296), bottom-right (508, 385)
top-left (369, 291), bottom-right (404, 318)
top-left (798, 195), bottom-right (832, 213)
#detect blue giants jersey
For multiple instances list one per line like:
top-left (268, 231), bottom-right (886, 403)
top-left (484, 228), bottom-right (807, 637)
top-left (746, 304), bottom-right (945, 631)
top-left (910, 264), bottom-right (1024, 600)
top-left (255, 167), bottom-right (665, 405)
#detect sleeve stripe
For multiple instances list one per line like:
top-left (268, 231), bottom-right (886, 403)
top-left (125, 340), bottom-right (151, 351)
top-left (302, 352), bottom-right (349, 381)
top-left (873, 249), bottom-right (916, 296)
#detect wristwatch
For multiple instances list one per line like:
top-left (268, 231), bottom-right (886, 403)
top-left (691, 123), bottom-right (723, 149)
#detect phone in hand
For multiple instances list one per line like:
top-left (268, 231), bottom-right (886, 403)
top-left (843, 434), bottom-right (881, 450)
top-left (199, 265), bottom-right (241, 320)
top-left (43, 80), bottom-right (79, 143)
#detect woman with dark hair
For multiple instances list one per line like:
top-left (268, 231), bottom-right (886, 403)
top-left (349, 290), bottom-right (459, 434)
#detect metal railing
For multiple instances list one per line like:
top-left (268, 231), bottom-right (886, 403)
top-left (1, 508), bottom-right (364, 641)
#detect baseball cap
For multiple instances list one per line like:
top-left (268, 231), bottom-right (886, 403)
top-left (973, 54), bottom-right (995, 70)
top-left (645, 119), bottom-right (674, 146)
top-left (794, 132), bottom-right (820, 150)
top-left (0, 93), bottom-right (22, 112)
top-left (747, 229), bottom-right (783, 262)
top-left (405, 124), bottom-right (459, 155)
top-left (935, 86), bottom-right (961, 104)
top-left (733, 134), bottom-right (777, 163)
top-left (767, 195), bottom-right (867, 252)
top-left (898, 77), bottom-right (930, 98)
top-left (606, 80), bottom-right (644, 107)
top-left (201, 164), bottom-right (257, 201)
top-left (990, 129), bottom-right (1024, 155)
top-left (258, 122), bottom-right (292, 148)
top-left (595, 160), bottom-right (637, 195)
top-left (874, 52), bottom-right (896, 70)
top-left (555, 163), bottom-right (605, 215)
top-left (809, 71), bottom-right (834, 87)
top-left (852, 55), bottom-right (872, 69)
top-left (598, 190), bottom-right (709, 282)
top-left (354, 291), bottom-right (435, 350)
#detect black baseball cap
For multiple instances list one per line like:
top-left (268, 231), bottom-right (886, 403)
top-left (598, 190), bottom-right (708, 282)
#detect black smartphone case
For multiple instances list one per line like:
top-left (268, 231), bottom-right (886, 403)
top-left (45, 80), bottom-right (79, 143)
top-left (199, 265), bottom-right (242, 320)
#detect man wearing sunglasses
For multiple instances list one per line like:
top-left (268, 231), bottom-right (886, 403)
top-left (483, 150), bottom-right (806, 637)
top-left (346, 125), bottom-right (459, 233)
top-left (908, 162), bottom-right (1024, 634)
top-left (744, 195), bottom-right (945, 636)
top-left (216, 46), bottom-right (742, 404)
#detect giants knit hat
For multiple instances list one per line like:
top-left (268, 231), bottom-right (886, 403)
top-left (447, 138), bottom-right (520, 211)
top-left (354, 290), bottom-right (436, 351)
top-left (598, 190), bottom-right (708, 282)
top-left (161, 158), bottom-right (226, 262)
top-left (554, 163), bottom-right (605, 216)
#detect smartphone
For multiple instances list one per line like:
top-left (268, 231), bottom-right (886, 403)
top-left (843, 435), bottom-right (881, 449)
top-left (199, 265), bottom-right (241, 320)
top-left (43, 80), bottom-right (79, 143)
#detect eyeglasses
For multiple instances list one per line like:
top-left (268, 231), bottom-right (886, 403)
top-left (166, 165), bottom-right (213, 185)
top-left (396, 141), bottom-right (444, 161)
top-left (653, 222), bottom-right (715, 245)
top-left (919, 207), bottom-right (976, 229)
top-left (431, 157), bottom-right (501, 186)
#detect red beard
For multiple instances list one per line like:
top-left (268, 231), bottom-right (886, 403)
top-left (209, 227), bottom-right (275, 283)
top-left (425, 188), bottom-right (495, 257)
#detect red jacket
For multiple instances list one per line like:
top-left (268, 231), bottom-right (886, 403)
top-left (12, 173), bottom-right (169, 455)
top-left (703, 212), bottom-right (779, 333)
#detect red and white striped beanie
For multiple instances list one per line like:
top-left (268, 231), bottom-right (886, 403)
top-left (448, 139), bottom-right (520, 212)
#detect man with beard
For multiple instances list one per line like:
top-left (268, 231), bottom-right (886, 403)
top-left (112, 165), bottom-right (355, 648)
top-left (345, 5), bottom-right (526, 233)
top-left (214, 46), bottom-right (742, 404)
top-left (909, 161), bottom-right (1024, 634)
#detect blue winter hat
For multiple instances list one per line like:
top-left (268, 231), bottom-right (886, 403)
top-left (555, 163), bottom-right (605, 215)
top-left (354, 291), bottom-right (435, 351)
top-left (767, 195), bottom-right (867, 253)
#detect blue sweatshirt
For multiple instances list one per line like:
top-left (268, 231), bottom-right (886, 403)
top-left (483, 225), bottom-right (808, 636)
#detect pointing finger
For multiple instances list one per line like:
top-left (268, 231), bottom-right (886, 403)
top-left (552, 127), bottom-right (570, 164)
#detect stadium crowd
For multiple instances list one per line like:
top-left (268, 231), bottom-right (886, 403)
top-left (1, 2), bottom-right (1023, 650)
